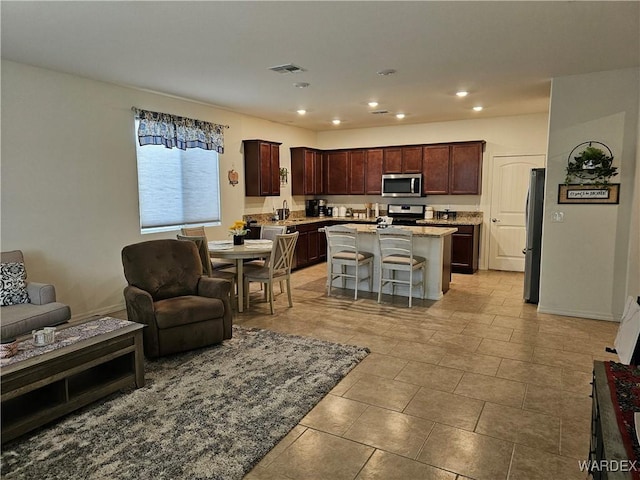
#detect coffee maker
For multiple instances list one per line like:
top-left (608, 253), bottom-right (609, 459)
top-left (305, 199), bottom-right (319, 217)
top-left (318, 199), bottom-right (327, 217)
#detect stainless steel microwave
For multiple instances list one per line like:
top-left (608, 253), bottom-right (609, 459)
top-left (381, 173), bottom-right (423, 197)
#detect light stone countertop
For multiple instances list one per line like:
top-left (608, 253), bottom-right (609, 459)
top-left (344, 223), bottom-right (458, 237)
top-left (418, 216), bottom-right (483, 226)
top-left (252, 213), bottom-right (481, 228)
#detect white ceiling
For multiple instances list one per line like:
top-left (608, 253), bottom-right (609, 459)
top-left (2, 1), bottom-right (639, 131)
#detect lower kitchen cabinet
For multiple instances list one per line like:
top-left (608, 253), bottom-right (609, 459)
top-left (433, 223), bottom-right (479, 274)
top-left (293, 221), bottom-right (331, 269)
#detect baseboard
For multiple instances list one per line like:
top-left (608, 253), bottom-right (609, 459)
top-left (70, 302), bottom-right (126, 322)
top-left (537, 304), bottom-right (616, 322)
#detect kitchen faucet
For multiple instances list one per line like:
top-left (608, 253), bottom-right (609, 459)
top-left (283, 199), bottom-right (288, 211)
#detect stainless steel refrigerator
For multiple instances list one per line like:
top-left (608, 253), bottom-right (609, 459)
top-left (523, 168), bottom-right (545, 303)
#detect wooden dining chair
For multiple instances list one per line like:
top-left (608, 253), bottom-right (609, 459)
top-left (244, 225), bottom-right (287, 268)
top-left (376, 227), bottom-right (426, 308)
top-left (243, 232), bottom-right (299, 314)
top-left (181, 226), bottom-right (234, 270)
top-left (324, 225), bottom-right (374, 300)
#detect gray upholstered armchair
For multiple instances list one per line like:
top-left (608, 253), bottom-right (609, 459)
top-left (121, 239), bottom-right (233, 359)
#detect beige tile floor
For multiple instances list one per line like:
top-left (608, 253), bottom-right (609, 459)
top-left (234, 263), bottom-right (619, 480)
top-left (115, 263), bottom-right (619, 479)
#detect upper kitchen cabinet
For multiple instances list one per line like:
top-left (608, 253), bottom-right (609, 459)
top-left (382, 147), bottom-right (402, 173)
top-left (423, 145), bottom-right (451, 194)
top-left (244, 139), bottom-right (281, 196)
top-left (323, 149), bottom-right (366, 195)
top-left (325, 150), bottom-right (349, 195)
top-left (383, 146), bottom-right (422, 174)
top-left (450, 142), bottom-right (484, 194)
top-left (291, 147), bottom-right (323, 195)
top-left (402, 146), bottom-right (423, 173)
top-left (348, 150), bottom-right (366, 194)
top-left (365, 148), bottom-right (383, 195)
top-left (423, 141), bottom-right (485, 195)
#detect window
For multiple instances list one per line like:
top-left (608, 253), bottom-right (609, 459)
top-left (134, 119), bottom-right (221, 234)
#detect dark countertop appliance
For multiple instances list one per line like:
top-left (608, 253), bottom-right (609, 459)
top-left (305, 199), bottom-right (319, 217)
top-left (387, 204), bottom-right (425, 226)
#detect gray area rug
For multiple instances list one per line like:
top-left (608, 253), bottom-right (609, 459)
top-left (1, 326), bottom-right (369, 479)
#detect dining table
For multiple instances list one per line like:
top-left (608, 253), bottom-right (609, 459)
top-left (208, 239), bottom-right (273, 312)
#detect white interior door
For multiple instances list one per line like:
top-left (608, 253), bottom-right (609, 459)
top-left (489, 155), bottom-right (545, 271)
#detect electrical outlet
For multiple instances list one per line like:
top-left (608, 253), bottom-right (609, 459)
top-left (551, 211), bottom-right (564, 223)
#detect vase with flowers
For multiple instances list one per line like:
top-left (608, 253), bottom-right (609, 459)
top-left (229, 220), bottom-right (249, 245)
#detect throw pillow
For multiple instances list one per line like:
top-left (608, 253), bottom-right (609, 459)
top-left (0, 262), bottom-right (30, 306)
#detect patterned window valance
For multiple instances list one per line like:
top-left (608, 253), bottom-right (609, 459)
top-left (132, 107), bottom-right (227, 153)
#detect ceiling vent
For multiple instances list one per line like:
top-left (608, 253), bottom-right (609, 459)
top-left (269, 63), bottom-right (307, 74)
top-left (371, 110), bottom-right (389, 115)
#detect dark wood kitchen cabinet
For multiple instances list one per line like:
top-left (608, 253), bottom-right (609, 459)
top-left (423, 145), bottom-right (451, 194)
top-left (450, 142), bottom-right (484, 194)
top-left (293, 221), bottom-right (330, 269)
top-left (402, 146), bottom-right (423, 173)
top-left (325, 151), bottom-right (349, 195)
top-left (365, 148), bottom-right (383, 194)
top-left (433, 223), bottom-right (479, 274)
top-left (348, 150), bottom-right (366, 194)
top-left (243, 140), bottom-right (281, 196)
top-left (383, 146), bottom-right (422, 174)
top-left (383, 147), bottom-right (403, 173)
top-left (291, 147), bottom-right (323, 195)
top-left (324, 149), bottom-right (367, 195)
top-left (290, 140), bottom-right (484, 197)
top-left (423, 141), bottom-right (484, 195)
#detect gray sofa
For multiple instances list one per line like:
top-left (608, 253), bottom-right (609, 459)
top-left (1, 250), bottom-right (71, 340)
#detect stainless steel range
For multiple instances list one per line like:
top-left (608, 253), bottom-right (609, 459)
top-left (387, 204), bottom-right (425, 226)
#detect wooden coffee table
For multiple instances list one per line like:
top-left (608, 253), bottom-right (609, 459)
top-left (1, 317), bottom-right (145, 443)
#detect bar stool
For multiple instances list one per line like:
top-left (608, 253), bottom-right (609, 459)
top-left (376, 227), bottom-right (426, 308)
top-left (324, 225), bottom-right (374, 300)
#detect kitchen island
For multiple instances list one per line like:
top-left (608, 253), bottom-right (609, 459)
top-left (329, 224), bottom-right (457, 301)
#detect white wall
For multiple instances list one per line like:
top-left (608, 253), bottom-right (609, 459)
top-left (539, 67), bottom-right (639, 321)
top-left (316, 114), bottom-right (550, 270)
top-left (1, 60), bottom-right (315, 319)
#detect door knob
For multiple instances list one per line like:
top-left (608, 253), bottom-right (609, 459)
top-left (491, 218), bottom-right (500, 223)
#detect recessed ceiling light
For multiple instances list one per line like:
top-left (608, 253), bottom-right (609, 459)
top-left (297, 109), bottom-right (306, 115)
top-left (332, 119), bottom-right (341, 125)
top-left (368, 101), bottom-right (379, 108)
top-left (293, 82), bottom-right (310, 89)
top-left (396, 113), bottom-right (406, 119)
top-left (377, 69), bottom-right (397, 76)
top-left (456, 91), bottom-right (469, 97)
top-left (473, 106), bottom-right (483, 112)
